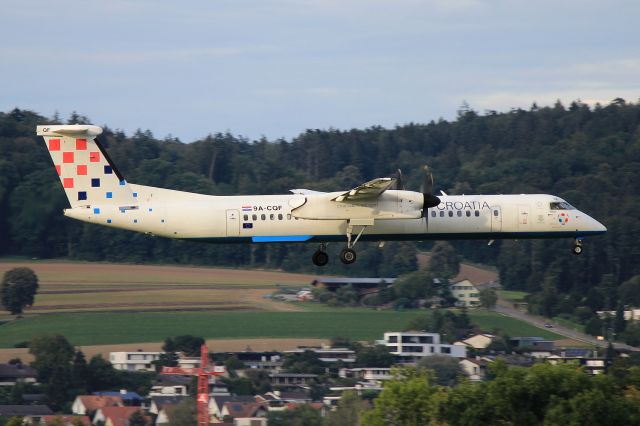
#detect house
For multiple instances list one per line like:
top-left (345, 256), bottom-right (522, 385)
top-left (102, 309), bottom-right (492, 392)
top-left (270, 373), bottom-right (318, 387)
top-left (150, 374), bottom-right (191, 396)
top-left (234, 418), bottom-right (267, 426)
top-left (93, 406), bottom-right (150, 426)
top-left (546, 349), bottom-right (608, 375)
top-left (25, 415), bottom-right (91, 426)
top-left (255, 390), bottom-right (312, 411)
top-left (93, 391), bottom-right (143, 406)
top-left (72, 395), bottom-right (123, 416)
top-left (459, 334), bottom-right (496, 349)
top-left (459, 358), bottom-right (489, 381)
top-left (285, 347), bottom-right (356, 363)
top-left (383, 332), bottom-right (467, 363)
top-left (109, 351), bottom-right (162, 371)
top-left (0, 406), bottom-right (53, 420)
top-left (210, 395), bottom-right (257, 421)
top-left (217, 351), bottom-right (283, 372)
top-left (296, 290), bottom-right (314, 301)
top-left (339, 367), bottom-right (392, 383)
top-left (0, 363), bottom-right (38, 386)
top-left (311, 278), bottom-right (396, 298)
top-left (149, 395), bottom-right (189, 415)
top-left (510, 337), bottom-right (555, 357)
top-left (149, 395), bottom-right (189, 425)
top-left (449, 279), bottom-right (481, 307)
top-left (220, 401), bottom-right (267, 421)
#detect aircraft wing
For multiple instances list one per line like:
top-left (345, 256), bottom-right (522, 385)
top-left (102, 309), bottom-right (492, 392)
top-left (332, 177), bottom-right (396, 202)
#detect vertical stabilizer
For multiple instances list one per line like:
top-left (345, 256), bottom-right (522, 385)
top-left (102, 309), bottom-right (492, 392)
top-left (36, 125), bottom-right (137, 208)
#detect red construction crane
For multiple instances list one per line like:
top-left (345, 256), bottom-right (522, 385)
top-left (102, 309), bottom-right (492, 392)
top-left (162, 344), bottom-right (225, 426)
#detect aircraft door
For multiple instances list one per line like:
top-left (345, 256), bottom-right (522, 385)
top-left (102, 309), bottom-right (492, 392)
top-left (226, 209), bottom-right (240, 237)
top-left (517, 205), bottom-right (530, 229)
top-left (491, 206), bottom-right (502, 232)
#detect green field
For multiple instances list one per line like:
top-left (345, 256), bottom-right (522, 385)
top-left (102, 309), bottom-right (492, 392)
top-left (499, 290), bottom-right (530, 303)
top-left (0, 309), bottom-right (562, 348)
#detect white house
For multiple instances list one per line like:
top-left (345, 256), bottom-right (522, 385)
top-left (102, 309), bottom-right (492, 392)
top-left (383, 332), bottom-right (467, 363)
top-left (459, 358), bottom-right (489, 381)
top-left (109, 351), bottom-right (162, 371)
top-left (449, 279), bottom-right (480, 307)
top-left (71, 395), bottom-right (123, 415)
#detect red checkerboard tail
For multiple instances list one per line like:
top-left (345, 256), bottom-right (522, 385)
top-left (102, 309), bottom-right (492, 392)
top-left (36, 125), bottom-right (137, 209)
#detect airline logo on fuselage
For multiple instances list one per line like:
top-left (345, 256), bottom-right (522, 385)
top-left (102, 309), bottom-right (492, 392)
top-left (437, 200), bottom-right (491, 211)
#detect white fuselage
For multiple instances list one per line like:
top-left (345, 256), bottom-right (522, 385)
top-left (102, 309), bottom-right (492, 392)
top-left (64, 185), bottom-right (606, 244)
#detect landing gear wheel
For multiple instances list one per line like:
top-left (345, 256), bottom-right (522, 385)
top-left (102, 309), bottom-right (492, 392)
top-left (340, 248), bottom-right (357, 264)
top-left (312, 250), bottom-right (329, 266)
top-left (572, 244), bottom-right (583, 256)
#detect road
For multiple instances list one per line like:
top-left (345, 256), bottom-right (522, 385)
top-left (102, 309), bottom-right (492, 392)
top-left (493, 298), bottom-right (639, 351)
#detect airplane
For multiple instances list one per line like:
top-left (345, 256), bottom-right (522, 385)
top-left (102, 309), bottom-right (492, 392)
top-left (36, 124), bottom-right (607, 266)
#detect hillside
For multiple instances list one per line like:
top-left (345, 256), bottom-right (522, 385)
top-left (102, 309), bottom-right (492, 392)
top-left (0, 101), bottom-right (639, 327)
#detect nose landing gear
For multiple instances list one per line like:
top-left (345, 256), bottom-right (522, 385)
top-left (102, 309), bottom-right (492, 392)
top-left (572, 238), bottom-right (583, 256)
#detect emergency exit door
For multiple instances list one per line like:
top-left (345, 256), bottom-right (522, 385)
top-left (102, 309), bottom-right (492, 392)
top-left (226, 209), bottom-right (240, 237)
top-left (491, 206), bottom-right (502, 232)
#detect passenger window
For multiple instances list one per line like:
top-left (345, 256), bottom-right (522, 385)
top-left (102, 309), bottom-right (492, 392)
top-left (261, 214), bottom-right (266, 220)
top-left (457, 211), bottom-right (462, 217)
top-left (270, 214), bottom-right (274, 220)
top-left (466, 211), bottom-right (471, 217)
top-left (448, 211), bottom-right (453, 217)
top-left (440, 211), bottom-right (444, 217)
top-left (287, 214), bottom-right (292, 220)
top-left (243, 214), bottom-right (248, 221)
top-left (431, 211), bottom-right (436, 217)
top-left (493, 210), bottom-right (499, 216)
top-left (252, 214), bottom-right (257, 221)
top-left (475, 211), bottom-right (479, 217)
top-left (278, 214), bottom-right (283, 220)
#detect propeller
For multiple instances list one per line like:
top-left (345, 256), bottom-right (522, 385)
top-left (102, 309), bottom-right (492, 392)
top-left (393, 169), bottom-right (405, 190)
top-left (421, 165), bottom-right (441, 214)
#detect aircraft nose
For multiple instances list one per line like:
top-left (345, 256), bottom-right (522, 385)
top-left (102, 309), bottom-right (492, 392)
top-left (585, 214), bottom-right (607, 234)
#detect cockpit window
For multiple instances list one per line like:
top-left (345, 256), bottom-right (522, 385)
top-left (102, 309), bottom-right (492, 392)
top-left (550, 202), bottom-right (575, 210)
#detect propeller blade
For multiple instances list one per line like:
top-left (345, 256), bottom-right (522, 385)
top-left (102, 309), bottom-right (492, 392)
top-left (395, 169), bottom-right (405, 190)
top-left (422, 165), bottom-right (440, 213)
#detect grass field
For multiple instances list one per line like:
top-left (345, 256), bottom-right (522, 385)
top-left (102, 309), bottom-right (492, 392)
top-left (0, 260), bottom-right (562, 347)
top-left (0, 309), bottom-right (562, 348)
top-left (0, 260), bottom-right (316, 314)
top-left (499, 290), bottom-right (530, 303)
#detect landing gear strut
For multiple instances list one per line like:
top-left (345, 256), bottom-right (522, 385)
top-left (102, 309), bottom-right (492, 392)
top-left (341, 220), bottom-right (371, 265)
top-left (312, 244), bottom-right (329, 266)
top-left (572, 238), bottom-right (583, 256)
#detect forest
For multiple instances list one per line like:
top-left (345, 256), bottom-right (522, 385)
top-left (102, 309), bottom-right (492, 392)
top-left (0, 100), bottom-right (639, 325)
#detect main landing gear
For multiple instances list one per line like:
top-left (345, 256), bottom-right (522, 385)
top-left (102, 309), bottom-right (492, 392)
top-left (312, 244), bottom-right (329, 266)
top-left (572, 238), bottom-right (583, 256)
top-left (311, 221), bottom-right (371, 266)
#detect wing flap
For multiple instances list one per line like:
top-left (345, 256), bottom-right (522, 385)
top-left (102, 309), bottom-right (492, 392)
top-left (332, 177), bottom-right (395, 202)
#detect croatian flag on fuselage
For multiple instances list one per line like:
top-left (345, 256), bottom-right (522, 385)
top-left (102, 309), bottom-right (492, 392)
top-left (242, 205), bottom-right (252, 212)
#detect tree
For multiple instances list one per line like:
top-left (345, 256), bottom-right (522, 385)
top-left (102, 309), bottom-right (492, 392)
top-left (428, 242), bottom-right (460, 279)
top-left (394, 270), bottom-right (434, 301)
top-left (323, 391), bottom-right (367, 426)
top-left (355, 345), bottom-right (395, 368)
top-left (29, 334), bottom-right (75, 383)
top-left (1, 267), bottom-right (39, 315)
top-left (162, 335), bottom-right (205, 357)
top-left (267, 404), bottom-right (322, 426)
top-left (128, 411), bottom-right (148, 426)
top-left (479, 288), bottom-right (498, 309)
top-left (166, 398), bottom-right (197, 426)
top-left (418, 355), bottom-right (463, 386)
top-left (361, 367), bottom-right (444, 426)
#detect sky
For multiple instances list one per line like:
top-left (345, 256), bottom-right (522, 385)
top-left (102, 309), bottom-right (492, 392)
top-left (1, 0), bottom-right (638, 142)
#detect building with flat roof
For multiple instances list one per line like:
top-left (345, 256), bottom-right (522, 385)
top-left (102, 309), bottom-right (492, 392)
top-left (383, 332), bottom-right (467, 363)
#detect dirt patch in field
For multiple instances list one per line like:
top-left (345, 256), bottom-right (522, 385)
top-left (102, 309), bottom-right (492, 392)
top-left (0, 338), bottom-right (329, 363)
top-left (0, 261), bottom-right (317, 286)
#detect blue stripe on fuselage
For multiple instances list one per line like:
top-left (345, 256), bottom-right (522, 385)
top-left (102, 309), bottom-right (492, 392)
top-left (251, 235), bottom-right (313, 242)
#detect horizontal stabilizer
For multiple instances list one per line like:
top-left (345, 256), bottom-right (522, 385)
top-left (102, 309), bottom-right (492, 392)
top-left (37, 125), bottom-right (103, 137)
